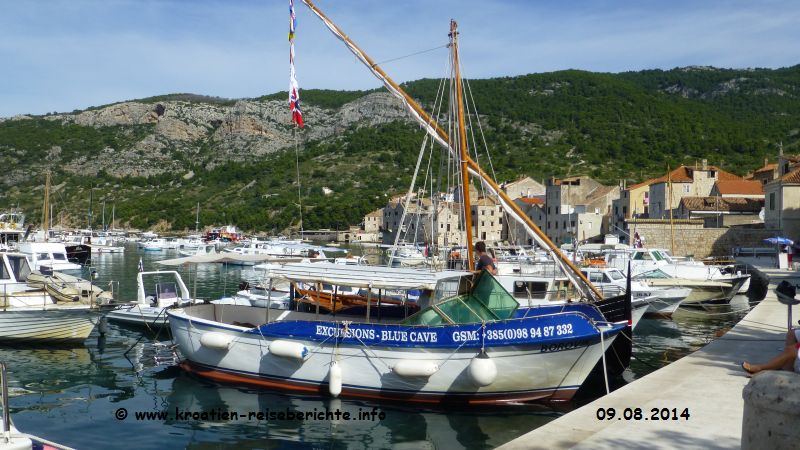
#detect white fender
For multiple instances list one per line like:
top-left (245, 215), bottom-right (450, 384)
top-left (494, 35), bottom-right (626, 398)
top-left (329, 361), bottom-right (342, 397)
top-left (392, 360), bottom-right (439, 378)
top-left (468, 351), bottom-right (497, 387)
top-left (199, 332), bottom-right (233, 351)
top-left (269, 340), bottom-right (308, 360)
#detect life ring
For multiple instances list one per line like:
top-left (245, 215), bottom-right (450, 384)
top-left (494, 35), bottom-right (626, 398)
top-left (0, 223), bottom-right (4, 229)
top-left (9, 223), bottom-right (15, 230)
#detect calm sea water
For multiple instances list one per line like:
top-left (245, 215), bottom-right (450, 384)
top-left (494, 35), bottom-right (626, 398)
top-left (4, 243), bottom-right (762, 449)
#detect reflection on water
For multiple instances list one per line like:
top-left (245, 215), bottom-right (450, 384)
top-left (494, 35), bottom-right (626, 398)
top-left (1, 243), bottom-right (767, 449)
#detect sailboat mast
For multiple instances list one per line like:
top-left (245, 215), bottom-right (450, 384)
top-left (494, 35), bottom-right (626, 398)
top-left (450, 20), bottom-right (474, 270)
top-left (42, 172), bottom-right (50, 239)
top-left (195, 202), bottom-right (200, 233)
top-left (301, 0), bottom-right (602, 299)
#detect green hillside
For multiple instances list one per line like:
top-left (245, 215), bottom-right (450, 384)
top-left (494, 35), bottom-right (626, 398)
top-left (1, 66), bottom-right (799, 232)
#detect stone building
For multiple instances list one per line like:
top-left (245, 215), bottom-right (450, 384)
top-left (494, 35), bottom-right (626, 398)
top-left (648, 161), bottom-right (743, 219)
top-left (501, 176), bottom-right (545, 200)
top-left (544, 176), bottom-right (619, 245)
top-left (471, 197), bottom-right (503, 243)
top-left (363, 208), bottom-right (383, 234)
top-left (612, 179), bottom-right (654, 237)
top-left (764, 164), bottom-right (800, 239)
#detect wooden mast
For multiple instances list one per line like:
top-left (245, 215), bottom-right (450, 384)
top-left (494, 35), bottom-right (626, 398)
top-left (450, 20), bottom-right (475, 270)
top-left (301, 0), bottom-right (603, 300)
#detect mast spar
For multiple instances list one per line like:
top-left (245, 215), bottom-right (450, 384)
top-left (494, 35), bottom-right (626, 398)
top-left (450, 20), bottom-right (475, 270)
top-left (300, 0), bottom-right (603, 300)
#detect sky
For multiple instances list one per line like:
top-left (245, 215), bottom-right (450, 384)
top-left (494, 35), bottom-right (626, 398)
top-left (1, 0), bottom-right (799, 117)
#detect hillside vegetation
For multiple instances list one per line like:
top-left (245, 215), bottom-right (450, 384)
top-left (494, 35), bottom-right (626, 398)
top-left (1, 65), bottom-right (798, 232)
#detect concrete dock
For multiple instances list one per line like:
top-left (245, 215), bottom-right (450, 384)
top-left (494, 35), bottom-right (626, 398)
top-left (500, 264), bottom-right (800, 450)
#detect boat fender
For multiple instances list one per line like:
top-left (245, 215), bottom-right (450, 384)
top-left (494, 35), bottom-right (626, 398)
top-left (392, 360), bottom-right (439, 378)
top-left (468, 351), bottom-right (497, 387)
top-left (329, 361), bottom-right (342, 398)
top-left (269, 340), bottom-right (308, 360)
top-left (97, 318), bottom-right (108, 335)
top-left (199, 332), bottom-right (233, 351)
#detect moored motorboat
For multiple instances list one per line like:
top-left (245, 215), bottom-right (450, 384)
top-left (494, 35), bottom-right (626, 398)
top-left (0, 252), bottom-right (100, 345)
top-left (106, 270), bottom-right (200, 329)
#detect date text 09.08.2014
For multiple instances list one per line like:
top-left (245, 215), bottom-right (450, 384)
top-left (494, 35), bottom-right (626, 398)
top-left (596, 407), bottom-right (690, 421)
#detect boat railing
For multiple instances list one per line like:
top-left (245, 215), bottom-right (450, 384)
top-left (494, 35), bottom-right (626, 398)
top-left (1, 362), bottom-right (9, 444)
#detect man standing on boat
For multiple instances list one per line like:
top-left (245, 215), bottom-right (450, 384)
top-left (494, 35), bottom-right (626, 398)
top-left (474, 241), bottom-right (497, 275)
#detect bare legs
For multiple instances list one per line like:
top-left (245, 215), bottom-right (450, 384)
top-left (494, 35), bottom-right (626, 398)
top-left (743, 330), bottom-right (798, 374)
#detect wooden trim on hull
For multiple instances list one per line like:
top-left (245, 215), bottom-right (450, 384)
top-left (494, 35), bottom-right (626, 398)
top-left (180, 361), bottom-right (579, 405)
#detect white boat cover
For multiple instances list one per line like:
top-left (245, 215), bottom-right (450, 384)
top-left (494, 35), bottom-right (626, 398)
top-left (155, 253), bottom-right (304, 266)
top-left (258, 262), bottom-right (471, 290)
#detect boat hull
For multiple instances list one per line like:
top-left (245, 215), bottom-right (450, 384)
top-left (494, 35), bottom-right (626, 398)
top-left (0, 307), bottom-right (99, 344)
top-left (106, 304), bottom-right (169, 329)
top-left (168, 305), bottom-right (621, 405)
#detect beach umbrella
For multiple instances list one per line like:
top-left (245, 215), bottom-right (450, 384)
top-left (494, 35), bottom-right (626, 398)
top-left (763, 237), bottom-right (794, 246)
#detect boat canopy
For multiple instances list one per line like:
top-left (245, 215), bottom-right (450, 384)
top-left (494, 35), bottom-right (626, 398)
top-left (403, 271), bottom-right (520, 325)
top-left (259, 261), bottom-right (471, 291)
top-left (156, 253), bottom-right (303, 266)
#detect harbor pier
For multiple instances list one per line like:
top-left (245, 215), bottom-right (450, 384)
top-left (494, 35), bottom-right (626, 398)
top-left (500, 264), bottom-right (799, 450)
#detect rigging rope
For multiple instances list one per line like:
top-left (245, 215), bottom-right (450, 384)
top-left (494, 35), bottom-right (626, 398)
top-left (371, 44), bottom-right (449, 67)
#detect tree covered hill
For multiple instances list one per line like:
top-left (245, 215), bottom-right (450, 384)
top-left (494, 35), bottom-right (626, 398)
top-left (0, 65), bottom-right (798, 232)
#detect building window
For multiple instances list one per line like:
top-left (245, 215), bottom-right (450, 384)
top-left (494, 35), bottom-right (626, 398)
top-left (770, 192), bottom-right (776, 211)
top-left (571, 221), bottom-right (575, 228)
top-left (555, 221), bottom-right (558, 229)
top-left (623, 206), bottom-right (628, 216)
top-left (684, 184), bottom-right (690, 193)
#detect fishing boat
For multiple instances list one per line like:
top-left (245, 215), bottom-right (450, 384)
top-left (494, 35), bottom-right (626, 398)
top-left (169, 266), bottom-right (625, 404)
top-left (0, 252), bottom-right (100, 344)
top-left (169, 3), bottom-right (633, 404)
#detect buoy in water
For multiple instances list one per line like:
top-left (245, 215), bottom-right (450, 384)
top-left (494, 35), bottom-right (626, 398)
top-left (392, 360), bottom-right (439, 378)
top-left (269, 340), bottom-right (308, 360)
top-left (199, 332), bottom-right (233, 351)
top-left (329, 361), bottom-right (342, 397)
top-left (468, 351), bottom-right (497, 387)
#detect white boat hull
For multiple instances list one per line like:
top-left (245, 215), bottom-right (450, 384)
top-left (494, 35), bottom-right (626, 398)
top-left (106, 304), bottom-right (170, 328)
top-left (0, 307), bottom-right (99, 344)
top-left (169, 305), bottom-right (618, 404)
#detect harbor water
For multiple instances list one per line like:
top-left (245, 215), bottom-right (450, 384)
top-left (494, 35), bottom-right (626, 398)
top-left (4, 244), bottom-right (764, 449)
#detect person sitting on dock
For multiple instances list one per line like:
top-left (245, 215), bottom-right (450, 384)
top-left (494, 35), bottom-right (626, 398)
top-left (742, 328), bottom-right (800, 375)
top-left (474, 241), bottom-right (497, 275)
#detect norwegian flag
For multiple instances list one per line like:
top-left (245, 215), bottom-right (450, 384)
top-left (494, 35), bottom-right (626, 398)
top-left (289, 0), bottom-right (304, 128)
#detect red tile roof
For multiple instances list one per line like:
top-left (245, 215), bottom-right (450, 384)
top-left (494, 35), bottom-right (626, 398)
top-left (517, 197), bottom-right (544, 205)
top-left (714, 180), bottom-right (764, 195)
top-left (643, 165), bottom-right (742, 186)
top-left (754, 163), bottom-right (778, 174)
top-left (781, 167), bottom-right (800, 183)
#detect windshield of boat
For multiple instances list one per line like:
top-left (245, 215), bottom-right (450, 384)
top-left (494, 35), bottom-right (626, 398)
top-left (608, 269), bottom-right (625, 281)
top-left (53, 253), bottom-right (67, 261)
top-left (402, 272), bottom-right (519, 325)
top-left (653, 250), bottom-right (674, 263)
top-left (7, 255), bottom-right (31, 282)
top-left (633, 269), bottom-right (671, 279)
